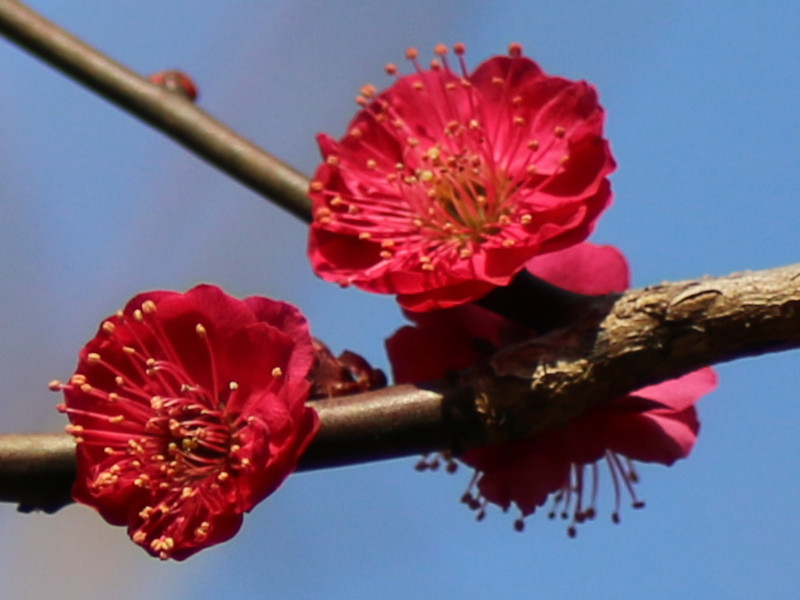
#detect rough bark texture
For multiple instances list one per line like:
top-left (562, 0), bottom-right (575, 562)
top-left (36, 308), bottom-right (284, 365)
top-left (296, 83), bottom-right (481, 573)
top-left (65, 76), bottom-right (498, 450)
top-left (2, 263), bottom-right (799, 512)
top-left (481, 263), bottom-right (800, 442)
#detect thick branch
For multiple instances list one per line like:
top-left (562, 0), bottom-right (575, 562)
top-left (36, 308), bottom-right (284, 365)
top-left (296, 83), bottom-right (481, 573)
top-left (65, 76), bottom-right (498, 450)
top-left (3, 262), bottom-right (800, 512)
top-left (0, 0), bottom-right (313, 222)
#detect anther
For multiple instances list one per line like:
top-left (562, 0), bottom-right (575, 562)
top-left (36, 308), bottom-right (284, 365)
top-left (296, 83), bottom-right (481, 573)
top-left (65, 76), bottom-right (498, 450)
top-left (567, 525), bottom-right (577, 538)
top-left (141, 300), bottom-right (157, 314)
top-left (131, 532), bottom-right (149, 547)
top-left (508, 42), bottom-right (523, 58)
top-left (195, 522), bottom-right (211, 539)
top-left (195, 323), bottom-right (207, 338)
top-left (271, 367), bottom-right (283, 378)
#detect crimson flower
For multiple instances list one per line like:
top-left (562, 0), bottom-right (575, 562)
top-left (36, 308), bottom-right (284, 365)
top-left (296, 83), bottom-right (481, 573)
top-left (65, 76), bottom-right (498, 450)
top-left (386, 243), bottom-right (717, 533)
top-left (51, 285), bottom-right (318, 560)
top-left (309, 43), bottom-right (615, 311)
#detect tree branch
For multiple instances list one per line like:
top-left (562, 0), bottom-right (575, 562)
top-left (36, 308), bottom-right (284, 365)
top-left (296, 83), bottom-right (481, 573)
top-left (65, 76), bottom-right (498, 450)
top-left (3, 262), bottom-right (800, 512)
top-left (0, 0), bottom-right (313, 223)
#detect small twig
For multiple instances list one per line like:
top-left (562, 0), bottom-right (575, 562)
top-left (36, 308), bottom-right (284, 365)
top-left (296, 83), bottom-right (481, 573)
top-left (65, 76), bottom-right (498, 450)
top-left (0, 0), bottom-right (313, 222)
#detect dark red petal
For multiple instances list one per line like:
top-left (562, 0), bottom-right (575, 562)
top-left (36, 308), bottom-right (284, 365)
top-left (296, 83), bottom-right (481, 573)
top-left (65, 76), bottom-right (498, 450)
top-left (525, 242), bottom-right (630, 294)
top-left (465, 441), bottom-right (571, 516)
top-left (631, 367), bottom-right (718, 412)
top-left (469, 55), bottom-right (546, 98)
top-left (309, 228), bottom-right (383, 281)
top-left (386, 323), bottom-right (479, 383)
top-left (605, 406), bottom-right (700, 465)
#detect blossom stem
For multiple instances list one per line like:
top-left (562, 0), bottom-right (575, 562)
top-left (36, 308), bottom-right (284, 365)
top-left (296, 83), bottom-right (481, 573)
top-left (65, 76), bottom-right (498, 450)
top-left (0, 0), bottom-right (313, 223)
top-left (476, 270), bottom-right (601, 332)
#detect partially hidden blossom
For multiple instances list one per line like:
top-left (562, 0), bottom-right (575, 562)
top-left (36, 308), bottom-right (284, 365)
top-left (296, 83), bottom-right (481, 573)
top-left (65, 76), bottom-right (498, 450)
top-left (309, 43), bottom-right (615, 311)
top-left (51, 285), bottom-right (319, 560)
top-left (386, 243), bottom-right (718, 534)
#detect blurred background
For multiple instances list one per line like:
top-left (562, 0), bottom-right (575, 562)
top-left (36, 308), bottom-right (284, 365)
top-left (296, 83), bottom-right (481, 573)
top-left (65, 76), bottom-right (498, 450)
top-left (1, 1), bottom-right (799, 598)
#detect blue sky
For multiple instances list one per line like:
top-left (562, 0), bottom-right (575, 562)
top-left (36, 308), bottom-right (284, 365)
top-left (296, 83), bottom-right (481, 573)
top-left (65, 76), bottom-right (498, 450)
top-left (1, 1), bottom-right (799, 598)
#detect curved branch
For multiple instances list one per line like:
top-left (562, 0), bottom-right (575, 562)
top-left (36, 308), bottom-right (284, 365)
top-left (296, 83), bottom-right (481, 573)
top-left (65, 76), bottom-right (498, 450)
top-left (0, 0), bottom-right (313, 222)
top-left (3, 262), bottom-right (800, 512)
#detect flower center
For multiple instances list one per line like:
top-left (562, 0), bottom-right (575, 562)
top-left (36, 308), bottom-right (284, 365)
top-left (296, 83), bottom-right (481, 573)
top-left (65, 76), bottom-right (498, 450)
top-left (406, 144), bottom-right (516, 244)
top-left (314, 43), bottom-right (573, 270)
top-left (54, 302), bottom-right (250, 491)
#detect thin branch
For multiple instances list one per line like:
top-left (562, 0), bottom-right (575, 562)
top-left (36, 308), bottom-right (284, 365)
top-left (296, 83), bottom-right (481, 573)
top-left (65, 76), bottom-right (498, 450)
top-left (0, 0), bottom-right (313, 223)
top-left (3, 262), bottom-right (800, 512)
top-left (0, 434), bottom-right (76, 513)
